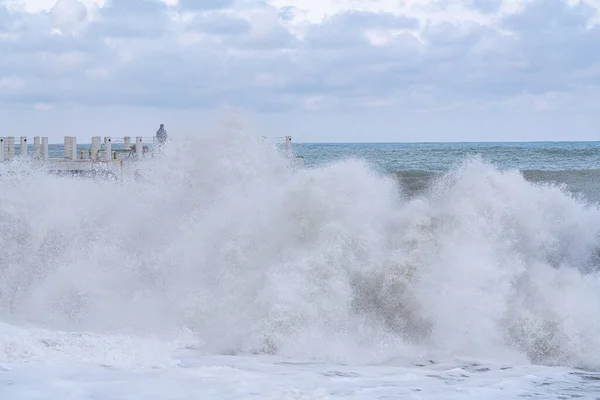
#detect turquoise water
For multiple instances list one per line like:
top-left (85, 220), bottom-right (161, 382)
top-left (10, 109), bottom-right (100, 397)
top-left (293, 141), bottom-right (600, 172)
top-left (292, 141), bottom-right (600, 203)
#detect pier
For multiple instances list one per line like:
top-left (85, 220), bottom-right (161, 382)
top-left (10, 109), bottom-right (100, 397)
top-left (0, 136), bottom-right (157, 179)
top-left (0, 135), bottom-right (303, 179)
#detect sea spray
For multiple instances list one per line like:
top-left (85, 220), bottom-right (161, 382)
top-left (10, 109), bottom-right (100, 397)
top-left (2, 127), bottom-right (600, 369)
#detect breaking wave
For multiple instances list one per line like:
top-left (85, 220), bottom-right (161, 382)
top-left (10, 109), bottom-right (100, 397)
top-left (2, 123), bottom-right (600, 370)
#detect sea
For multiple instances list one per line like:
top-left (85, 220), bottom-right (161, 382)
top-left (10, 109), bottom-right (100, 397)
top-left (2, 133), bottom-right (600, 399)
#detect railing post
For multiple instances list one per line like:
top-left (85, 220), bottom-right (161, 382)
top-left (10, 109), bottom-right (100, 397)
top-left (7, 137), bottom-right (14, 160)
top-left (42, 137), bottom-right (48, 161)
top-left (20, 136), bottom-right (27, 158)
top-left (104, 136), bottom-right (112, 161)
top-left (91, 136), bottom-right (101, 160)
top-left (136, 136), bottom-right (143, 158)
top-left (71, 136), bottom-right (77, 160)
top-left (124, 136), bottom-right (131, 151)
top-left (64, 136), bottom-right (71, 159)
top-left (64, 136), bottom-right (77, 160)
top-left (285, 136), bottom-right (292, 153)
top-left (34, 136), bottom-right (41, 160)
top-left (0, 137), bottom-right (4, 162)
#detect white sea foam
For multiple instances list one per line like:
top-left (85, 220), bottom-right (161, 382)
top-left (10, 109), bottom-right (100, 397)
top-left (2, 122), bottom-right (600, 380)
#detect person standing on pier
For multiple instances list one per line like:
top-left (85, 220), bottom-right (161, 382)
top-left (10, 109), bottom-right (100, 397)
top-left (156, 124), bottom-right (168, 145)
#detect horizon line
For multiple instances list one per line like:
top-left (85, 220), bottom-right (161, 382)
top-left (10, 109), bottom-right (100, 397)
top-left (22, 139), bottom-right (600, 145)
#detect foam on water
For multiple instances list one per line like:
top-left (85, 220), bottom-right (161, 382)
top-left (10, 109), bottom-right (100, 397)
top-left (2, 122), bottom-right (600, 374)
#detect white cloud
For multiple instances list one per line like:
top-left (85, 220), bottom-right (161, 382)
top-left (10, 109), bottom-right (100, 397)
top-left (49, 0), bottom-right (87, 34)
top-left (1, 0), bottom-right (599, 141)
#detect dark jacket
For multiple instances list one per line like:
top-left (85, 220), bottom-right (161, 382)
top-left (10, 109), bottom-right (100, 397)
top-left (157, 126), bottom-right (167, 144)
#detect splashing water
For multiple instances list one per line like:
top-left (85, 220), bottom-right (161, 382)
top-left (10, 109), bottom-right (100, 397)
top-left (2, 124), bottom-right (600, 371)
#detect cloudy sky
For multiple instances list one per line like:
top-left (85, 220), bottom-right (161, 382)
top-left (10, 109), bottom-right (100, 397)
top-left (1, 0), bottom-right (599, 142)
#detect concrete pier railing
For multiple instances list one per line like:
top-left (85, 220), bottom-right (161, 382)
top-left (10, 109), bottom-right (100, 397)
top-left (0, 136), bottom-right (161, 179)
top-left (0, 135), bottom-right (303, 174)
top-left (0, 136), bottom-right (160, 162)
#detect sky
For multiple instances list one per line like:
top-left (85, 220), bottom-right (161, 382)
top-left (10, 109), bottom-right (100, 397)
top-left (1, 0), bottom-right (599, 143)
